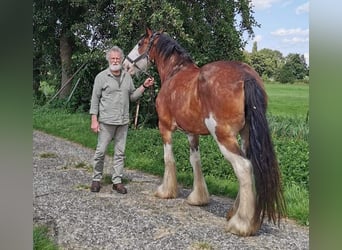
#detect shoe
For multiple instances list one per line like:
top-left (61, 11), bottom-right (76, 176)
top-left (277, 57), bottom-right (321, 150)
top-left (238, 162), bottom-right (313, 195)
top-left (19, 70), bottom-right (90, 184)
top-left (113, 183), bottom-right (127, 194)
top-left (90, 181), bottom-right (101, 192)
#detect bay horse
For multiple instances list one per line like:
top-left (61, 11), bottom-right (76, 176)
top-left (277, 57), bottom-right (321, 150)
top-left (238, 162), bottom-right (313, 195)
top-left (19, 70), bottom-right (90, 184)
top-left (123, 28), bottom-right (286, 236)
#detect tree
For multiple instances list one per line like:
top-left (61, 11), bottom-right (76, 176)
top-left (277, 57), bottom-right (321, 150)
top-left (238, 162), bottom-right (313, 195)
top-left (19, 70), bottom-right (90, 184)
top-left (247, 40), bottom-right (282, 79)
top-left (286, 53), bottom-right (308, 80)
top-left (33, 0), bottom-right (60, 98)
top-left (246, 43), bottom-right (311, 82)
top-left (252, 41), bottom-right (258, 54)
top-left (33, 0), bottom-right (117, 99)
top-left (250, 51), bottom-right (266, 77)
top-left (114, 0), bottom-right (259, 64)
top-left (276, 53), bottom-right (308, 83)
top-left (34, 0), bottom-right (84, 98)
top-left (257, 48), bottom-right (284, 79)
top-left (277, 63), bottom-right (296, 83)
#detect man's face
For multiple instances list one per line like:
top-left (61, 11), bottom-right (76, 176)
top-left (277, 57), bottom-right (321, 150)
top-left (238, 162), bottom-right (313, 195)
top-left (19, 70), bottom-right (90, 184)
top-left (109, 51), bottom-right (122, 71)
top-left (109, 51), bottom-right (121, 65)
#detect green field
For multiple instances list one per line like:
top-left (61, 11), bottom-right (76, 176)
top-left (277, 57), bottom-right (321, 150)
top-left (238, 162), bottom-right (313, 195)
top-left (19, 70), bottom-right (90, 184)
top-left (265, 82), bottom-right (309, 117)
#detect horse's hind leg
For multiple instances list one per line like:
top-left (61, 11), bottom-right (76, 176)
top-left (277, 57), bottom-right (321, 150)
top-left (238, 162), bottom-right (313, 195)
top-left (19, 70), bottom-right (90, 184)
top-left (226, 191), bottom-right (239, 221)
top-left (155, 128), bottom-right (178, 199)
top-left (219, 139), bottom-right (259, 236)
top-left (186, 134), bottom-right (209, 205)
top-left (205, 116), bottom-right (259, 236)
top-left (227, 127), bottom-right (248, 221)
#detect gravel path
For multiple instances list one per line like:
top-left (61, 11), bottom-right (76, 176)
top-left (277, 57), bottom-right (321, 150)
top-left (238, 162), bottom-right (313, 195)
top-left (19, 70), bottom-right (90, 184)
top-left (33, 130), bottom-right (309, 250)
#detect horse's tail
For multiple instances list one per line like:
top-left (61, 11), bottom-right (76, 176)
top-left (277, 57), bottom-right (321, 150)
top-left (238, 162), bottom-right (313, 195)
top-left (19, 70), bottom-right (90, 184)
top-left (244, 77), bottom-right (286, 225)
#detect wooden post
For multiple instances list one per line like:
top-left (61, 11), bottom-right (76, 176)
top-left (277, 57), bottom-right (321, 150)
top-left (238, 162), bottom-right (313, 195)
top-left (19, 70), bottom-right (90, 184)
top-left (134, 100), bottom-right (140, 129)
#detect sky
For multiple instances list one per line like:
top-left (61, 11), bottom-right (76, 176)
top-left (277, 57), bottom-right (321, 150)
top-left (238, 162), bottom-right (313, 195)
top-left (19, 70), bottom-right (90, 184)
top-left (244, 0), bottom-right (309, 64)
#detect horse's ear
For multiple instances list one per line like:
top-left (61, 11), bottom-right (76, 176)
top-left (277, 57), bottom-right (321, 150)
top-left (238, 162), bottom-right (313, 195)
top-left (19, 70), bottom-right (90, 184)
top-left (146, 27), bottom-right (153, 37)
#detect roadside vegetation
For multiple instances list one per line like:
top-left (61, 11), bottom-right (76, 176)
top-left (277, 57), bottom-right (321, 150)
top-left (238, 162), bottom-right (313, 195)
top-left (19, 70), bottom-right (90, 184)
top-left (33, 225), bottom-right (59, 250)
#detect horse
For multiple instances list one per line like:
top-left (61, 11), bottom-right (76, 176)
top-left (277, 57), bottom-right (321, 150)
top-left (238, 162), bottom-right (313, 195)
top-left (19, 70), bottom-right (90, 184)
top-left (123, 28), bottom-right (286, 236)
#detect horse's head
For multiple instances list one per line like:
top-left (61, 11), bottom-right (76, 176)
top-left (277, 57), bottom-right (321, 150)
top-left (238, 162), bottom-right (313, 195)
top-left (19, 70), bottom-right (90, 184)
top-left (123, 28), bottom-right (162, 75)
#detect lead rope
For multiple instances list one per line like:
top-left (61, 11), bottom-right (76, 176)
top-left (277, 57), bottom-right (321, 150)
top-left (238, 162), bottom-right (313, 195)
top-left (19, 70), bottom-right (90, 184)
top-left (130, 65), bottom-right (157, 129)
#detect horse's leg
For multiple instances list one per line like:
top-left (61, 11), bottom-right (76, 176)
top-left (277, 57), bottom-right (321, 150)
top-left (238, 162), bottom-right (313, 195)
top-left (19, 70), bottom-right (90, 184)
top-left (205, 116), bottom-right (259, 236)
top-left (155, 127), bottom-right (178, 199)
top-left (220, 140), bottom-right (259, 236)
top-left (239, 125), bottom-right (249, 157)
top-left (220, 141), bottom-right (258, 236)
top-left (227, 126), bottom-right (248, 221)
top-left (226, 191), bottom-right (239, 221)
top-left (186, 134), bottom-right (209, 205)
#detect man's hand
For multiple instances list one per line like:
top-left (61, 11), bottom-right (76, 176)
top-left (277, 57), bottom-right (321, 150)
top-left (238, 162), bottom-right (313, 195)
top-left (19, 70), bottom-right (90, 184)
top-left (91, 115), bottom-right (100, 133)
top-left (143, 77), bottom-right (155, 88)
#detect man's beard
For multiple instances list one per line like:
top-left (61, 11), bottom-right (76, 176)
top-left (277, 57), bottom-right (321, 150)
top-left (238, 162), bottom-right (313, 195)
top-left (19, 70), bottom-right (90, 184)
top-left (109, 64), bottom-right (122, 71)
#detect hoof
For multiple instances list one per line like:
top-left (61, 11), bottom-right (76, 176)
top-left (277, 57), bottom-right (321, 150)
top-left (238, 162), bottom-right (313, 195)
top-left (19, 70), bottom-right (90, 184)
top-left (186, 197), bottom-right (209, 206)
top-left (186, 192), bottom-right (209, 206)
top-left (224, 214), bottom-right (260, 237)
top-left (154, 185), bottom-right (178, 199)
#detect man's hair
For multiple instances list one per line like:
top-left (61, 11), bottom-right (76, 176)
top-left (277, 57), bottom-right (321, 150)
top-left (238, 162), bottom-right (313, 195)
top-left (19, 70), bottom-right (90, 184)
top-left (105, 46), bottom-right (124, 62)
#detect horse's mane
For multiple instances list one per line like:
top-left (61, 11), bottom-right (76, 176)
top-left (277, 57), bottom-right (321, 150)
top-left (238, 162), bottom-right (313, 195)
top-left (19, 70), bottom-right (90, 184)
top-left (155, 34), bottom-right (194, 64)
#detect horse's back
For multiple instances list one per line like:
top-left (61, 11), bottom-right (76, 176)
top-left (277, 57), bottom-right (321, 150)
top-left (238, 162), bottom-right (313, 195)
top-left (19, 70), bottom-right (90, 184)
top-left (199, 61), bottom-right (262, 86)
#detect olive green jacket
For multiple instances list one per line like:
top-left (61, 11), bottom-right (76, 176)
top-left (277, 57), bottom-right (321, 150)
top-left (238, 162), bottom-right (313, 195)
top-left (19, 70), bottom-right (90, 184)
top-left (89, 68), bottom-right (143, 125)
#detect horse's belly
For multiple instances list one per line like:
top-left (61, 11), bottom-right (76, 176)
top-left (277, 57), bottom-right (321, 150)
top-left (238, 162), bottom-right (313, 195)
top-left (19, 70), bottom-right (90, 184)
top-left (175, 115), bottom-right (210, 135)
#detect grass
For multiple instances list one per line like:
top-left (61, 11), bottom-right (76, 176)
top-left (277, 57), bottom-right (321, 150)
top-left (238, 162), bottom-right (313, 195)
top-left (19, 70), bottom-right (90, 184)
top-left (40, 152), bottom-right (58, 158)
top-left (190, 241), bottom-right (215, 250)
top-left (33, 225), bottom-right (59, 250)
top-left (33, 82), bottom-right (309, 227)
top-left (284, 183), bottom-right (309, 226)
top-left (265, 82), bottom-right (309, 117)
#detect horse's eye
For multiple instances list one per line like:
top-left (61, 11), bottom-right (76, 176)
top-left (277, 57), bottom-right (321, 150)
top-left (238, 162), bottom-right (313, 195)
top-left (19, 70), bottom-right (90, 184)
top-left (138, 38), bottom-right (144, 47)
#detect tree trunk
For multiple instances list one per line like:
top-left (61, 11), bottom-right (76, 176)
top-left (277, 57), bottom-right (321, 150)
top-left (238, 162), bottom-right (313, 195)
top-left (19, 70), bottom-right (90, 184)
top-left (59, 32), bottom-right (73, 99)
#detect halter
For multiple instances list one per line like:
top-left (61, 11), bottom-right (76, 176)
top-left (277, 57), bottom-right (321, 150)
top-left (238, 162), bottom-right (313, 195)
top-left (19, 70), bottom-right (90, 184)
top-left (125, 32), bottom-right (161, 78)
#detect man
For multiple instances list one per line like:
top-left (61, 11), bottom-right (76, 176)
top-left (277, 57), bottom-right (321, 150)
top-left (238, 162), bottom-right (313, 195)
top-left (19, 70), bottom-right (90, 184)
top-left (89, 45), bottom-right (154, 194)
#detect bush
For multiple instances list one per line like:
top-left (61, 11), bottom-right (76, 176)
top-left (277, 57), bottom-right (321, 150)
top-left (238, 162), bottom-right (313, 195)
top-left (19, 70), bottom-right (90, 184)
top-left (275, 138), bottom-right (309, 188)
